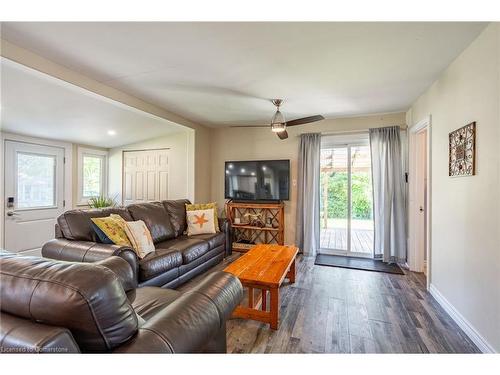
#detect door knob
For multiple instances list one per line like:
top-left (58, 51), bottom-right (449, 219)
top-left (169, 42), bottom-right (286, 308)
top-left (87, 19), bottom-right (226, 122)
top-left (6, 211), bottom-right (18, 217)
top-left (419, 207), bottom-right (424, 212)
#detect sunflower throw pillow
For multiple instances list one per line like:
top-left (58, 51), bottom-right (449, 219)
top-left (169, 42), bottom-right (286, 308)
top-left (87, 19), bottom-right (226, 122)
top-left (186, 208), bottom-right (216, 236)
top-left (90, 216), bottom-right (132, 247)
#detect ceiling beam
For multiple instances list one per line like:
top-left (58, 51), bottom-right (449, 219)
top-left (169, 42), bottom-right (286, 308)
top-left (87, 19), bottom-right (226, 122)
top-left (0, 39), bottom-right (207, 132)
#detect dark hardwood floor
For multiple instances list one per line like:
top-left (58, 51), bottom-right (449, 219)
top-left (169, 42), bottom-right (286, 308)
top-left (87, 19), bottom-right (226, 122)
top-left (178, 254), bottom-right (480, 354)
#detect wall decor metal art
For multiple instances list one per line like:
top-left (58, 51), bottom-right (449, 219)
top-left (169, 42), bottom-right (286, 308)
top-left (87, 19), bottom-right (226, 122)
top-left (449, 122), bottom-right (476, 177)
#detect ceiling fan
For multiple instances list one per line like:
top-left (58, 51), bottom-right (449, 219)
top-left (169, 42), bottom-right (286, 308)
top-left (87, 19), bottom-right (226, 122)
top-left (231, 99), bottom-right (325, 140)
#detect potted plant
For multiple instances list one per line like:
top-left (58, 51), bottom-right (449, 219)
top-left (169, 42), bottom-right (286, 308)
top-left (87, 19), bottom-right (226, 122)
top-left (87, 195), bottom-right (117, 209)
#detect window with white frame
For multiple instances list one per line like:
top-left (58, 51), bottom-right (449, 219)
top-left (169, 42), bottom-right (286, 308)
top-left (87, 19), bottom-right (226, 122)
top-left (78, 147), bottom-right (108, 205)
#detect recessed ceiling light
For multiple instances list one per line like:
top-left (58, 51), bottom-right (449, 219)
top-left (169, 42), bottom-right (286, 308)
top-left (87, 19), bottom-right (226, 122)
top-left (107, 130), bottom-right (116, 136)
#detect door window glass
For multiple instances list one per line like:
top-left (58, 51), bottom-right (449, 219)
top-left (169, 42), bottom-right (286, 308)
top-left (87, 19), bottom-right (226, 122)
top-left (17, 152), bottom-right (56, 208)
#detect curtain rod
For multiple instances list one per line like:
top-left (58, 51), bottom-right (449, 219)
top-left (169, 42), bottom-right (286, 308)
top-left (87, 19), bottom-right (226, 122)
top-left (319, 125), bottom-right (406, 136)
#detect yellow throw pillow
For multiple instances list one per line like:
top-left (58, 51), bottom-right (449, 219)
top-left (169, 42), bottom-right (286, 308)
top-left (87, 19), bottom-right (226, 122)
top-left (186, 202), bottom-right (220, 232)
top-left (186, 209), bottom-right (216, 236)
top-left (122, 220), bottom-right (155, 259)
top-left (110, 214), bottom-right (128, 227)
top-left (90, 216), bottom-right (132, 247)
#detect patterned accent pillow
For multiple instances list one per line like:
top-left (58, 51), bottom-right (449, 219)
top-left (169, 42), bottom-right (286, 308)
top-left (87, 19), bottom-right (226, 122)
top-left (186, 202), bottom-right (220, 232)
top-left (186, 209), bottom-right (216, 236)
top-left (110, 214), bottom-right (128, 227)
top-left (90, 216), bottom-right (132, 247)
top-left (122, 220), bottom-right (155, 259)
top-left (91, 222), bottom-right (114, 244)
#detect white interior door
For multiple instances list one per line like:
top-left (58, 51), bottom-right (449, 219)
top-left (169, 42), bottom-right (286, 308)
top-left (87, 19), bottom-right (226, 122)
top-left (414, 129), bottom-right (428, 273)
top-left (408, 120), bottom-right (430, 278)
top-left (123, 149), bottom-right (169, 205)
top-left (4, 140), bottom-right (65, 253)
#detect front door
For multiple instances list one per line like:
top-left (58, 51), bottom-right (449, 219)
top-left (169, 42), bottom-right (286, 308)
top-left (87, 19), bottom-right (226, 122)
top-left (4, 140), bottom-right (65, 253)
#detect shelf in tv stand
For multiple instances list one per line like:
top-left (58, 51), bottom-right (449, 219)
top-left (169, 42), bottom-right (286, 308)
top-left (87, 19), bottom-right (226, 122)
top-left (232, 224), bottom-right (280, 232)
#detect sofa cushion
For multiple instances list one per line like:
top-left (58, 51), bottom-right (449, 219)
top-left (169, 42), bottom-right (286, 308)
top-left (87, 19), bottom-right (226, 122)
top-left (162, 199), bottom-right (190, 237)
top-left (57, 207), bottom-right (133, 242)
top-left (190, 232), bottom-right (225, 250)
top-left (138, 249), bottom-right (183, 281)
top-left (158, 236), bottom-right (210, 264)
top-left (132, 287), bottom-right (180, 321)
top-left (127, 202), bottom-right (175, 243)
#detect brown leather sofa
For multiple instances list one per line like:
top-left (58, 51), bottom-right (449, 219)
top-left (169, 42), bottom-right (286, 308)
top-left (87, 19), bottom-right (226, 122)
top-left (0, 251), bottom-right (243, 353)
top-left (42, 199), bottom-right (232, 288)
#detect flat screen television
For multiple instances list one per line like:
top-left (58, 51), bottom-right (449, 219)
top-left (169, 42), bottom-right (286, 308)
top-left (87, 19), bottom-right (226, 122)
top-left (224, 159), bottom-right (290, 201)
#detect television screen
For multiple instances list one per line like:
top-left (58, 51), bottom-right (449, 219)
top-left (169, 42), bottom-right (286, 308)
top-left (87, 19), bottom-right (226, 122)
top-left (224, 160), bottom-right (290, 201)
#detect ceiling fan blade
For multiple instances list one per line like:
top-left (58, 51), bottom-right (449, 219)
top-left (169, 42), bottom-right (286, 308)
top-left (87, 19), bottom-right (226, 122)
top-left (277, 130), bottom-right (288, 140)
top-left (286, 115), bottom-right (325, 127)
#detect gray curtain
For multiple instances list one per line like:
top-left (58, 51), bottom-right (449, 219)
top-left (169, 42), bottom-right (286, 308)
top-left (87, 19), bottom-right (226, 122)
top-left (369, 126), bottom-right (407, 263)
top-left (296, 133), bottom-right (321, 257)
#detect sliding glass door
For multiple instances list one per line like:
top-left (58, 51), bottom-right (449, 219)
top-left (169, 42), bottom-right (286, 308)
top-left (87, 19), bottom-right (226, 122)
top-left (320, 140), bottom-right (374, 257)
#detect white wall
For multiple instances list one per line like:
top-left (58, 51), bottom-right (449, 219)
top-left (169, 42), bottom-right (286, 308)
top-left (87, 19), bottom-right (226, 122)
top-left (108, 129), bottom-right (194, 203)
top-left (210, 112), bottom-right (406, 244)
top-left (408, 23), bottom-right (500, 352)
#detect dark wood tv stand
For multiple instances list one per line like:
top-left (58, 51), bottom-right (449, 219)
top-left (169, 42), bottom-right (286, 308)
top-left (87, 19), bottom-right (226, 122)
top-left (225, 201), bottom-right (285, 252)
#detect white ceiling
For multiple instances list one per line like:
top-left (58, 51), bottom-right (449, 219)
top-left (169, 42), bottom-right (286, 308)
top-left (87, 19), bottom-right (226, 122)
top-left (1, 22), bottom-right (487, 127)
top-left (0, 58), bottom-right (185, 148)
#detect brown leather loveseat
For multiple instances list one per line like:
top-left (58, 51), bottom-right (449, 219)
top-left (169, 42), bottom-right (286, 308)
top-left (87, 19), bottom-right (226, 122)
top-left (42, 199), bottom-right (232, 288)
top-left (0, 252), bottom-right (242, 353)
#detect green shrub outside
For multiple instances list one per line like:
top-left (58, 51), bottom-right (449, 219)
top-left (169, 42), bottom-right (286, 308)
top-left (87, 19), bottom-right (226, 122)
top-left (320, 172), bottom-right (373, 220)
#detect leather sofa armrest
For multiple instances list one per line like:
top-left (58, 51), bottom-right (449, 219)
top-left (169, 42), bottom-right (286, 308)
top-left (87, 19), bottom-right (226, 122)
top-left (114, 271), bottom-right (243, 353)
top-left (0, 313), bottom-right (80, 353)
top-left (190, 271), bottom-right (243, 326)
top-left (94, 256), bottom-right (137, 292)
top-left (218, 218), bottom-right (232, 256)
top-left (41, 238), bottom-right (138, 284)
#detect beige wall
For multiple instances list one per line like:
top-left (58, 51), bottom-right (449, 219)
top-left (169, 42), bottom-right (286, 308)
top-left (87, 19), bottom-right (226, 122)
top-left (210, 112), bottom-right (406, 244)
top-left (408, 23), bottom-right (500, 352)
top-left (194, 125), bottom-right (212, 203)
top-left (108, 130), bottom-right (195, 203)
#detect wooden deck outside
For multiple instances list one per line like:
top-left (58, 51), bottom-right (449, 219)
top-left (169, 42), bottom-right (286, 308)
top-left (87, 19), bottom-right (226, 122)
top-left (320, 228), bottom-right (374, 254)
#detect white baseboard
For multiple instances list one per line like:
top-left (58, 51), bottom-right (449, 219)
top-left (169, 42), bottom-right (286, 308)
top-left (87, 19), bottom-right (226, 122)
top-left (429, 284), bottom-right (496, 353)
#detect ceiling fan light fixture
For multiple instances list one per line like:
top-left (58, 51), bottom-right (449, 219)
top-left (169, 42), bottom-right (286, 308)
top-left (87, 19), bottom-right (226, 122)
top-left (271, 122), bottom-right (286, 133)
top-left (271, 110), bottom-right (286, 132)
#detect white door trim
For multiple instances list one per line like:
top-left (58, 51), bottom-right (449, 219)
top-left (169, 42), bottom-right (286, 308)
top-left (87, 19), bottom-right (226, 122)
top-left (1, 132), bottom-right (73, 248)
top-left (408, 115), bottom-right (432, 289)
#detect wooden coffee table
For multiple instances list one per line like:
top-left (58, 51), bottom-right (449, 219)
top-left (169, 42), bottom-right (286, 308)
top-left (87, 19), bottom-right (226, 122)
top-left (224, 244), bottom-right (299, 330)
